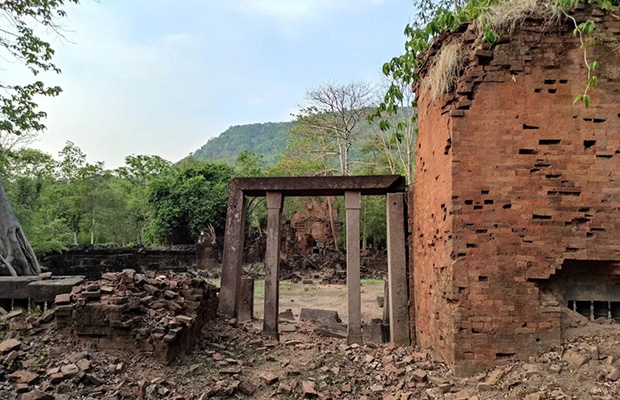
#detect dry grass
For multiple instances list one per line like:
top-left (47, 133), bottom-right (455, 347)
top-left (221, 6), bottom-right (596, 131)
top-left (422, 40), bottom-right (465, 101)
top-left (478, 0), bottom-right (562, 34)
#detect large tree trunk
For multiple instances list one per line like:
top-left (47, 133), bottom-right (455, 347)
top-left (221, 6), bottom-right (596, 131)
top-left (0, 178), bottom-right (40, 276)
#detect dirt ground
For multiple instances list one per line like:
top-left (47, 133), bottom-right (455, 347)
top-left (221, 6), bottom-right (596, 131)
top-left (249, 279), bottom-right (385, 322)
top-left (1, 274), bottom-right (620, 400)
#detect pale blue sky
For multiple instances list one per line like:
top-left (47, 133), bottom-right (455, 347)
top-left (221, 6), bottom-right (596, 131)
top-left (19, 0), bottom-right (415, 167)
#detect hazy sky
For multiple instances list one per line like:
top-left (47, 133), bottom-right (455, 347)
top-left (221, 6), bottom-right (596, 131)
top-left (9, 0), bottom-right (414, 168)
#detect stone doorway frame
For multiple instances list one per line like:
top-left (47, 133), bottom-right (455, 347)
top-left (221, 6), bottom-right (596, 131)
top-left (218, 175), bottom-right (409, 345)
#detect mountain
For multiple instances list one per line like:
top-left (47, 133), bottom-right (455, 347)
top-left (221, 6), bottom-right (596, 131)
top-left (191, 122), bottom-right (294, 164)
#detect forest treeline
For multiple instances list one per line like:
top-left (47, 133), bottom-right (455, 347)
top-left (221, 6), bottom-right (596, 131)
top-left (2, 81), bottom-right (416, 253)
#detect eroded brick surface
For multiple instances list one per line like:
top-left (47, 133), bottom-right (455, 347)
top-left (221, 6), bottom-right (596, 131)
top-left (412, 5), bottom-right (620, 373)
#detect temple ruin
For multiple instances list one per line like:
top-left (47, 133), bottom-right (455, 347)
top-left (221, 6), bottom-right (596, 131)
top-left (411, 4), bottom-right (620, 373)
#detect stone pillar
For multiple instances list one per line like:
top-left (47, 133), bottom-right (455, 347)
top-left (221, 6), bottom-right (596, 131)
top-left (263, 191), bottom-right (283, 340)
top-left (219, 182), bottom-right (246, 317)
top-left (238, 278), bottom-right (254, 322)
top-left (387, 192), bottom-right (410, 345)
top-left (345, 191), bottom-right (363, 345)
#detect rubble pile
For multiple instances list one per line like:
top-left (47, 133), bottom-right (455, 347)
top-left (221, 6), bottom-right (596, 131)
top-left (0, 309), bottom-right (619, 399)
top-left (55, 269), bottom-right (219, 364)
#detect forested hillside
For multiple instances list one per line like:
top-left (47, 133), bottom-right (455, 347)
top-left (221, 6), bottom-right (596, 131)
top-left (192, 122), bottom-right (294, 164)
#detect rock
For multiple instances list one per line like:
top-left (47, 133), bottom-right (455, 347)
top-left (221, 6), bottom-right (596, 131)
top-left (607, 367), bottom-right (620, 381)
top-left (524, 392), bottom-right (545, 400)
top-left (60, 364), bottom-right (80, 378)
top-left (0, 338), bottom-right (21, 354)
top-left (54, 294), bottom-right (71, 305)
top-left (279, 323), bottom-right (297, 333)
top-left (314, 317), bottom-right (347, 338)
top-left (260, 372), bottom-right (279, 385)
top-left (302, 381), bottom-right (318, 397)
top-left (279, 309), bottom-right (295, 321)
top-left (2, 310), bottom-right (23, 320)
top-left (341, 383), bottom-right (352, 393)
top-left (76, 358), bottom-right (91, 371)
top-left (10, 370), bottom-right (39, 384)
top-left (370, 384), bottom-right (384, 392)
top-left (411, 369), bottom-right (427, 382)
top-left (20, 390), bottom-right (54, 400)
top-left (562, 349), bottom-right (589, 370)
top-left (238, 380), bottom-right (256, 395)
top-left (477, 368), bottom-right (503, 391)
top-left (300, 308), bottom-right (341, 323)
top-left (50, 373), bottom-right (64, 384)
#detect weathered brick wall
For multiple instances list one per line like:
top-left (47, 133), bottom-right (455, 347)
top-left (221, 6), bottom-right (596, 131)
top-left (412, 86), bottom-right (456, 366)
top-left (413, 5), bottom-right (620, 373)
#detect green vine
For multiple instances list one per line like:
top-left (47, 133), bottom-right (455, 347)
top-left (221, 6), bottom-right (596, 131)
top-left (377, 0), bottom-right (619, 118)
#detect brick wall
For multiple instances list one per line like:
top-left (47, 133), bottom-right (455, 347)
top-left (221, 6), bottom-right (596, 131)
top-left (412, 5), bottom-right (620, 373)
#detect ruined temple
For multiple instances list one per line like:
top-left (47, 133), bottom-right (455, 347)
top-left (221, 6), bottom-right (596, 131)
top-left (411, 4), bottom-right (620, 372)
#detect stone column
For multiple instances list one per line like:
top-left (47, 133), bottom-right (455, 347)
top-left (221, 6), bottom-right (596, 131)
top-left (219, 182), bottom-right (246, 317)
top-left (263, 191), bottom-right (283, 340)
top-left (387, 192), bottom-right (410, 345)
top-left (345, 191), bottom-right (363, 345)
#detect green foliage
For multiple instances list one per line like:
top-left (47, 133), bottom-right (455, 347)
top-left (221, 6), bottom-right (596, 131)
top-left (191, 122), bottom-right (295, 165)
top-left (0, 0), bottom-right (79, 137)
top-left (145, 162), bottom-right (233, 245)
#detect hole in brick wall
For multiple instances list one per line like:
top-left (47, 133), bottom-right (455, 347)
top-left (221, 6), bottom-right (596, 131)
top-left (565, 217), bottom-right (590, 225)
top-left (457, 252), bottom-right (466, 257)
top-left (519, 149), bottom-right (537, 154)
top-left (535, 161), bottom-right (550, 167)
top-left (474, 205), bottom-right (483, 210)
top-left (522, 323), bottom-right (527, 327)
top-left (566, 247), bottom-right (579, 252)
top-left (481, 189), bottom-right (489, 195)
top-left (465, 200), bottom-right (473, 205)
top-left (546, 174), bottom-right (561, 179)
top-left (594, 118), bottom-right (606, 123)
top-left (597, 154), bottom-right (613, 159)
top-left (590, 227), bottom-right (605, 232)
top-left (536, 338), bottom-right (541, 342)
top-left (548, 190), bottom-right (558, 195)
top-left (549, 190), bottom-right (581, 196)
top-left (478, 276), bottom-right (488, 281)
top-left (465, 223), bottom-right (475, 227)
top-left (579, 207), bottom-right (590, 212)
top-left (534, 88), bottom-right (542, 93)
top-left (544, 79), bottom-right (556, 84)
top-left (539, 139), bottom-right (561, 145)
top-left (523, 124), bottom-right (540, 130)
top-left (560, 79), bottom-right (568, 84)
top-left (583, 117), bottom-right (593, 122)
top-left (467, 243), bottom-right (477, 248)
top-left (548, 89), bottom-right (557, 94)
top-left (503, 204), bottom-right (512, 209)
top-left (533, 214), bottom-right (552, 220)
top-left (484, 199), bottom-right (494, 204)
top-left (472, 327), bottom-right (480, 333)
top-left (530, 168), bottom-right (540, 173)
top-left (496, 353), bottom-right (516, 360)
top-left (476, 229), bottom-right (488, 234)
top-left (445, 138), bottom-right (452, 155)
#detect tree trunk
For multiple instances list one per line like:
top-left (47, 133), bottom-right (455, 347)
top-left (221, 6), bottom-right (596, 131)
top-left (0, 178), bottom-right (40, 276)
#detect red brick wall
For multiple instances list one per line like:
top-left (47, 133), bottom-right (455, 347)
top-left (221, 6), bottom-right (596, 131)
top-left (413, 89), bottom-right (457, 366)
top-left (412, 6), bottom-right (620, 373)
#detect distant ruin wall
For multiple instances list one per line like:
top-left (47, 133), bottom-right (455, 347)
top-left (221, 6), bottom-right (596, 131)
top-left (412, 4), bottom-right (620, 373)
top-left (39, 246), bottom-right (200, 280)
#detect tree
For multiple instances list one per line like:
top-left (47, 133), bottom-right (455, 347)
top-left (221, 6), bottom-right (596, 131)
top-left (0, 0), bottom-right (79, 276)
top-left (294, 81), bottom-right (376, 176)
top-left (145, 162), bottom-right (233, 245)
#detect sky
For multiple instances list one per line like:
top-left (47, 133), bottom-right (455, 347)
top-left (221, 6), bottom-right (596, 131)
top-left (8, 0), bottom-right (415, 168)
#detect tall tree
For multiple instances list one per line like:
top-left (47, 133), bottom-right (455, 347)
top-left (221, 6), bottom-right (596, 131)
top-left (294, 81), bottom-right (376, 176)
top-left (0, 0), bottom-right (79, 276)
